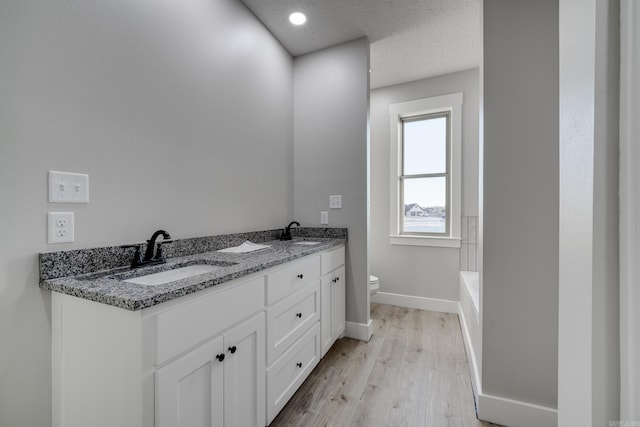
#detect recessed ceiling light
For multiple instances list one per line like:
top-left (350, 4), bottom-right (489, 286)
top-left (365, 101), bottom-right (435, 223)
top-left (289, 12), bottom-right (306, 26)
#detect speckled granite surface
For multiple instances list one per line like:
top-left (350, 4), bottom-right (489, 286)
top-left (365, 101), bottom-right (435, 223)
top-left (39, 228), bottom-right (347, 311)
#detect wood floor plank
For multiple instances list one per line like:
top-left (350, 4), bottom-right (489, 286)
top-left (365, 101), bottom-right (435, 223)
top-left (269, 303), bottom-right (499, 427)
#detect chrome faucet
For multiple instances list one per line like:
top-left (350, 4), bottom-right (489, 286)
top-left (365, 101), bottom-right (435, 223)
top-left (122, 229), bottom-right (172, 268)
top-left (280, 221), bottom-right (300, 241)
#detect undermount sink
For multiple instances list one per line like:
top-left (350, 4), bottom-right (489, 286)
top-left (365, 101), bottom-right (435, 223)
top-left (292, 241), bottom-right (321, 246)
top-left (124, 264), bottom-right (223, 286)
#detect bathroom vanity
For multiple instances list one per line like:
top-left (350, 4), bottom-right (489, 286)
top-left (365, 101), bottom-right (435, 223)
top-left (40, 229), bottom-right (346, 427)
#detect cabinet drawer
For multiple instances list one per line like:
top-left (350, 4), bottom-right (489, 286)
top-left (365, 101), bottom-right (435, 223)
top-left (154, 276), bottom-right (265, 366)
top-left (266, 322), bottom-right (320, 424)
top-left (267, 255), bottom-right (320, 305)
top-left (266, 281), bottom-right (319, 365)
top-left (320, 245), bottom-right (345, 276)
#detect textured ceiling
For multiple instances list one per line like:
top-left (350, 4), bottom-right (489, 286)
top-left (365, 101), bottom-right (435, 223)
top-left (240, 0), bottom-right (480, 88)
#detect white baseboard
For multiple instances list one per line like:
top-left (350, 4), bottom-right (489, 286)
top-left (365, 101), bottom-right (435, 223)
top-left (371, 291), bottom-right (459, 314)
top-left (344, 320), bottom-right (373, 341)
top-left (457, 302), bottom-right (481, 400)
top-left (457, 300), bottom-right (557, 427)
top-left (478, 393), bottom-right (557, 427)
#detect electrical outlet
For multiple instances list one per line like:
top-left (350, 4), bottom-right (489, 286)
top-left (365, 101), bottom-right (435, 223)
top-left (48, 212), bottom-right (74, 244)
top-left (320, 211), bottom-right (328, 225)
top-left (49, 171), bottom-right (89, 203)
top-left (329, 195), bottom-right (342, 209)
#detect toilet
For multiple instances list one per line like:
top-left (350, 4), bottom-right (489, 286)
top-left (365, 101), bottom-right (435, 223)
top-left (369, 275), bottom-right (380, 296)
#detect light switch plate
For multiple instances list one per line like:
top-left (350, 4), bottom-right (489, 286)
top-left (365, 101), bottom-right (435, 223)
top-left (320, 211), bottom-right (328, 225)
top-left (48, 212), bottom-right (75, 244)
top-left (49, 171), bottom-right (89, 203)
top-left (329, 195), bottom-right (342, 209)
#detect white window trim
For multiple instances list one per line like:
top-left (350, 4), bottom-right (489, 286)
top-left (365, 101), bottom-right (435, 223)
top-left (389, 93), bottom-right (463, 248)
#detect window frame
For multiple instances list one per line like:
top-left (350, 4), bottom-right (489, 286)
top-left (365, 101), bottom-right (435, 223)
top-left (389, 93), bottom-right (463, 248)
top-left (399, 111), bottom-right (451, 236)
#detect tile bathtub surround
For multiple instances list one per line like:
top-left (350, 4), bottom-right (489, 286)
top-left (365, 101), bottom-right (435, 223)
top-left (460, 216), bottom-right (478, 272)
top-left (39, 227), bottom-right (347, 281)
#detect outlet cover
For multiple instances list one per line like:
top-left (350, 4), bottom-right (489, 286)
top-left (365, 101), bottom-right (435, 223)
top-left (48, 212), bottom-right (75, 244)
top-left (329, 195), bottom-right (342, 209)
top-left (49, 171), bottom-right (89, 203)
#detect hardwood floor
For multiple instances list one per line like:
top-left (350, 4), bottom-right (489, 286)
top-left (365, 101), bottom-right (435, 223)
top-left (270, 303), bottom-right (498, 427)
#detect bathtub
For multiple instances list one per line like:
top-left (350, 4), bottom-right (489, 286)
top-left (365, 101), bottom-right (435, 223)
top-left (459, 270), bottom-right (481, 404)
top-left (460, 270), bottom-right (479, 317)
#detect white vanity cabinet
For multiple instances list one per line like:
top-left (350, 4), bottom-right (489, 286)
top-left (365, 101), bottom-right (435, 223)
top-left (320, 246), bottom-right (346, 357)
top-left (50, 243), bottom-right (345, 427)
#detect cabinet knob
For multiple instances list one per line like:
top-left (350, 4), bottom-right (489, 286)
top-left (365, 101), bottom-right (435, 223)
top-left (296, 362), bottom-right (302, 368)
top-left (228, 346), bottom-right (237, 354)
top-left (296, 312), bottom-right (302, 318)
top-left (216, 353), bottom-right (225, 362)
top-left (297, 274), bottom-right (304, 279)
top-left (332, 278), bottom-right (337, 283)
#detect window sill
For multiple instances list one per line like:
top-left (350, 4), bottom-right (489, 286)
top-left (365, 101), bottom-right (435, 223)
top-left (389, 235), bottom-right (461, 248)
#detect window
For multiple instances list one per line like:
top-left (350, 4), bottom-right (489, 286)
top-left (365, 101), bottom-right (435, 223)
top-left (401, 112), bottom-right (450, 235)
top-left (389, 93), bottom-right (462, 248)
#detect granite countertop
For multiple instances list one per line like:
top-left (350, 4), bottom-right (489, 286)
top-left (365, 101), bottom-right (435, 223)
top-left (40, 231), bottom-right (345, 311)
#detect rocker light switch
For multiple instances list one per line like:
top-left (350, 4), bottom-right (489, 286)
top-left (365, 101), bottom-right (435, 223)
top-left (329, 195), bottom-right (342, 209)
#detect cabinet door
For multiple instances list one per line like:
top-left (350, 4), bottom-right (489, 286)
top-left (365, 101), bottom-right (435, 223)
top-left (331, 266), bottom-right (346, 341)
top-left (223, 313), bottom-right (265, 427)
top-left (155, 336), bottom-right (224, 427)
top-left (320, 275), bottom-right (333, 357)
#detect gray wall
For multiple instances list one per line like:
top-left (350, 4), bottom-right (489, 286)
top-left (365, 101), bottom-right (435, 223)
top-left (293, 38), bottom-right (370, 327)
top-left (0, 0), bottom-right (293, 425)
top-left (370, 69), bottom-right (479, 301)
top-left (482, 0), bottom-right (559, 410)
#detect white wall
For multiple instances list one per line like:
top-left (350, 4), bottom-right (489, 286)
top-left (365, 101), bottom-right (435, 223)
top-left (370, 70), bottom-right (479, 302)
top-left (558, 0), bottom-right (620, 425)
top-left (293, 38), bottom-right (370, 330)
top-left (481, 0), bottom-right (559, 420)
top-left (0, 0), bottom-right (293, 425)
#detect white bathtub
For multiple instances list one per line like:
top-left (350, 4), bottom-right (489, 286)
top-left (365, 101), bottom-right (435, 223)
top-left (460, 270), bottom-right (479, 316)
top-left (458, 270), bottom-right (481, 405)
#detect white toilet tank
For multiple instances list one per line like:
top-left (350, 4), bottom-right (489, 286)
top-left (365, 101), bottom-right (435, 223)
top-left (369, 275), bottom-right (380, 296)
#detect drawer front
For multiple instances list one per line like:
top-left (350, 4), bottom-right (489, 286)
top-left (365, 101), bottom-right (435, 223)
top-left (266, 322), bottom-right (320, 424)
top-left (267, 255), bottom-right (320, 305)
top-left (266, 281), bottom-right (319, 365)
top-left (154, 276), bottom-right (265, 366)
top-left (320, 245), bottom-right (345, 276)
